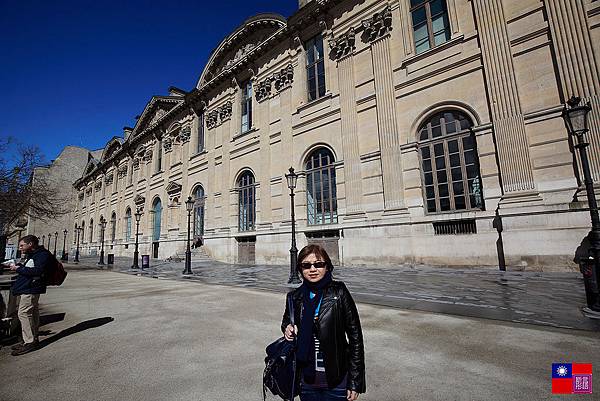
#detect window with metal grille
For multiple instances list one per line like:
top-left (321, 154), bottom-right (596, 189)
top-left (241, 81), bottom-right (253, 133)
top-left (411, 0), bottom-right (451, 54)
top-left (306, 34), bottom-right (326, 101)
top-left (152, 198), bottom-right (162, 241)
top-left (125, 208), bottom-right (132, 241)
top-left (197, 113), bottom-right (205, 153)
top-left (418, 111), bottom-right (484, 214)
top-left (238, 171), bottom-right (256, 231)
top-left (306, 148), bottom-right (338, 225)
top-left (110, 212), bottom-right (117, 242)
top-left (156, 139), bottom-right (162, 172)
top-left (193, 185), bottom-right (205, 237)
top-left (433, 219), bottom-right (476, 235)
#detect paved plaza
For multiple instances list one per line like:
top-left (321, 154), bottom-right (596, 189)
top-left (1, 265), bottom-right (599, 401)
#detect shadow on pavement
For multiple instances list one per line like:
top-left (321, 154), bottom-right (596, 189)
top-left (38, 317), bottom-right (114, 349)
top-left (40, 313), bottom-right (66, 327)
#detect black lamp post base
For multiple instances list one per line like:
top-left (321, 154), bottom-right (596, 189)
top-left (183, 251), bottom-right (193, 275)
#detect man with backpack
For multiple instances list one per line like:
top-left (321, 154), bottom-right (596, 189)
top-left (7, 235), bottom-right (53, 356)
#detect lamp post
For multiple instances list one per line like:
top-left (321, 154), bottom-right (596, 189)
top-left (183, 196), bottom-right (194, 275)
top-left (53, 231), bottom-right (58, 256)
top-left (61, 229), bottom-right (68, 261)
top-left (562, 96), bottom-right (600, 314)
top-left (14, 219), bottom-right (27, 259)
top-left (132, 209), bottom-right (142, 269)
top-left (98, 217), bottom-right (107, 265)
top-left (286, 167), bottom-right (301, 284)
top-left (74, 224), bottom-right (81, 263)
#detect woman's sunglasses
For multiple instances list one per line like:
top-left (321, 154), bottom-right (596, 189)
top-left (300, 261), bottom-right (327, 270)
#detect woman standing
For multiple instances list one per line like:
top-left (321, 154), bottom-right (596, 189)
top-left (281, 245), bottom-right (366, 401)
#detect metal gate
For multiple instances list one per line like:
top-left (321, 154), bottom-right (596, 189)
top-left (237, 237), bottom-right (256, 264)
top-left (306, 230), bottom-right (340, 266)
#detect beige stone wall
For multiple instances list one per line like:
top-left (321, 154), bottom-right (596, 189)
top-left (71, 0), bottom-right (600, 271)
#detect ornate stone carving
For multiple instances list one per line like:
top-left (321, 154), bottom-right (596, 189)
top-left (218, 101), bottom-right (233, 121)
top-left (330, 28), bottom-right (356, 60)
top-left (132, 157), bottom-right (140, 170)
top-left (143, 147), bottom-right (153, 163)
top-left (163, 136), bottom-right (173, 153)
top-left (149, 108), bottom-right (167, 126)
top-left (178, 126), bottom-right (191, 143)
top-left (256, 78), bottom-right (272, 102)
top-left (117, 165), bottom-right (128, 178)
top-left (85, 187), bottom-right (93, 196)
top-left (94, 181), bottom-right (103, 192)
top-left (207, 110), bottom-right (219, 129)
top-left (273, 64), bottom-right (294, 92)
top-left (362, 7), bottom-right (392, 42)
top-left (166, 181), bottom-right (182, 206)
top-left (134, 194), bottom-right (145, 211)
top-left (78, 192), bottom-right (85, 201)
top-left (105, 173), bottom-right (114, 185)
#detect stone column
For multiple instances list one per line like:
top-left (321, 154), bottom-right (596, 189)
top-left (330, 29), bottom-right (364, 215)
top-left (258, 78), bottom-right (272, 228)
top-left (472, 0), bottom-right (536, 194)
top-left (363, 7), bottom-right (406, 211)
top-left (544, 0), bottom-right (600, 183)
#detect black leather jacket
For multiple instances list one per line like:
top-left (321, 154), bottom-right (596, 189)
top-left (281, 280), bottom-right (366, 393)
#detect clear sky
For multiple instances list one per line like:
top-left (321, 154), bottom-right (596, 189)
top-left (0, 0), bottom-right (298, 162)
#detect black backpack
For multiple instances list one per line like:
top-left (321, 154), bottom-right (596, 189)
top-left (263, 295), bottom-right (299, 400)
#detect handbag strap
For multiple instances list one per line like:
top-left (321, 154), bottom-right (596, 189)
top-left (287, 293), bottom-right (295, 327)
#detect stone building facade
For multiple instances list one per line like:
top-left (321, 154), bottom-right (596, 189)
top-left (5, 146), bottom-right (91, 259)
top-left (72, 0), bottom-right (600, 271)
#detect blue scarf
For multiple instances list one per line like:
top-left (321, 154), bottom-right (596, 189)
top-left (296, 271), bottom-right (332, 383)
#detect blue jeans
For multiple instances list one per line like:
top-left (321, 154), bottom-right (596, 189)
top-left (300, 386), bottom-right (347, 401)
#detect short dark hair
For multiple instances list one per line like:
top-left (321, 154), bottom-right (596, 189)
top-left (296, 244), bottom-right (334, 273)
top-left (19, 235), bottom-right (39, 247)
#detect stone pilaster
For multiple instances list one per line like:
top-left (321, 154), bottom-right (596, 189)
top-left (473, 0), bottom-right (536, 194)
top-left (363, 7), bottom-right (407, 211)
top-left (330, 29), bottom-right (364, 215)
top-left (544, 0), bottom-right (600, 183)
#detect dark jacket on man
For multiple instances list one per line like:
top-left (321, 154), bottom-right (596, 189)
top-left (12, 246), bottom-right (51, 295)
top-left (281, 280), bottom-right (366, 393)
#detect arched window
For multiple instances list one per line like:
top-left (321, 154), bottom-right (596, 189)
top-left (125, 208), bottom-right (132, 241)
top-left (152, 198), bottom-right (162, 241)
top-left (306, 148), bottom-right (338, 225)
top-left (81, 221), bottom-right (85, 243)
top-left (418, 110), bottom-right (483, 213)
top-left (89, 219), bottom-right (94, 242)
top-left (193, 185), bottom-right (205, 237)
top-left (110, 212), bottom-right (117, 242)
top-left (238, 171), bottom-right (255, 231)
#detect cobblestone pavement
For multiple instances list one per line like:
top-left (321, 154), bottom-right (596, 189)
top-left (68, 255), bottom-right (600, 332)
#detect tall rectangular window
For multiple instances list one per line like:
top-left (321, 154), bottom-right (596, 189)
top-left (197, 113), bottom-right (205, 153)
top-left (306, 34), bottom-right (326, 101)
top-left (411, 0), bottom-right (451, 54)
top-left (241, 82), bottom-right (253, 133)
top-left (156, 140), bottom-right (162, 172)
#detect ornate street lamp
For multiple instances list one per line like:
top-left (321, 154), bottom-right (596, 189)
top-left (75, 224), bottom-right (82, 263)
top-left (286, 167), bottom-right (301, 284)
top-left (132, 209), bottom-right (143, 269)
top-left (183, 196), bottom-right (194, 275)
top-left (53, 231), bottom-right (58, 257)
top-left (562, 96), bottom-right (600, 314)
top-left (98, 217), bottom-right (107, 265)
top-left (61, 229), bottom-right (68, 261)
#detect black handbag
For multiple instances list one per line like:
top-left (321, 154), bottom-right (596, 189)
top-left (263, 294), bottom-right (300, 400)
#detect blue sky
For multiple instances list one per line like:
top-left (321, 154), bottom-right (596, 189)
top-left (0, 1), bottom-right (297, 162)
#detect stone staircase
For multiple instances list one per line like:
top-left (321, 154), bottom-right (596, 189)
top-left (166, 246), bottom-right (212, 263)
